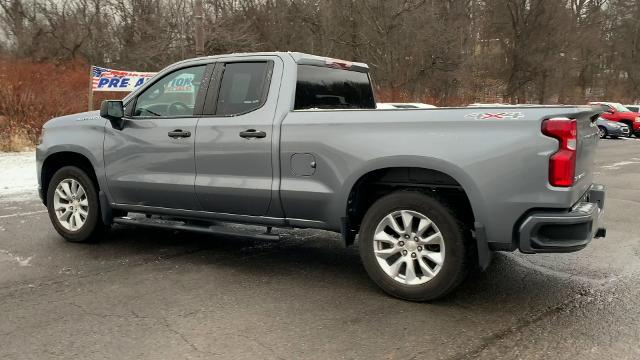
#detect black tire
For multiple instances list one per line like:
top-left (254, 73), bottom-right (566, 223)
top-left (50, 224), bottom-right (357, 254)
top-left (46, 166), bottom-right (104, 243)
top-left (358, 191), bottom-right (470, 301)
top-left (597, 126), bottom-right (607, 139)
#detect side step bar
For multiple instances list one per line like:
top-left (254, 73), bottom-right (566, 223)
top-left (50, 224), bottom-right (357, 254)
top-left (112, 216), bottom-right (280, 241)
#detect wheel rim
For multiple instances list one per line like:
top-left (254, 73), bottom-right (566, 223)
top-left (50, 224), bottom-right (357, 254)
top-left (599, 127), bottom-right (606, 138)
top-left (373, 210), bottom-right (445, 285)
top-left (53, 178), bottom-right (89, 231)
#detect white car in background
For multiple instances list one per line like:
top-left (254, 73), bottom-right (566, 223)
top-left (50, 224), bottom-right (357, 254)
top-left (377, 103), bottom-right (437, 109)
top-left (467, 103), bottom-right (511, 107)
top-left (467, 103), bottom-right (547, 107)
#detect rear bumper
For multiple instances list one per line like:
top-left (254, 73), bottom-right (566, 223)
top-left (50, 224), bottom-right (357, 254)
top-left (518, 184), bottom-right (605, 254)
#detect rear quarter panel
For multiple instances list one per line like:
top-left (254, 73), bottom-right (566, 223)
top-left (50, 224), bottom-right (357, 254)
top-left (279, 107), bottom-right (595, 248)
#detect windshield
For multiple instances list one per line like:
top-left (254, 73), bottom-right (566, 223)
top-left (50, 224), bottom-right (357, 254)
top-left (612, 103), bottom-right (630, 112)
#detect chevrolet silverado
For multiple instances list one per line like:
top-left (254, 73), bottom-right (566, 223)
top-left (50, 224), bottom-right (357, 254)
top-left (36, 52), bottom-right (606, 301)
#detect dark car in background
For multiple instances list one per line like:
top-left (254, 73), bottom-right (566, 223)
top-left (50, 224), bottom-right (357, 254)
top-left (596, 117), bottom-right (630, 139)
top-left (625, 105), bottom-right (639, 113)
top-left (590, 102), bottom-right (640, 137)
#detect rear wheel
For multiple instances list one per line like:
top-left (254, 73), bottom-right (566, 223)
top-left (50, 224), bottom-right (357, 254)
top-left (358, 191), bottom-right (470, 301)
top-left (46, 166), bottom-right (104, 242)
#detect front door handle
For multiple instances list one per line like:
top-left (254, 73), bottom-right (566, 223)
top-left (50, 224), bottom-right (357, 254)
top-left (168, 129), bottom-right (191, 138)
top-left (239, 129), bottom-right (266, 139)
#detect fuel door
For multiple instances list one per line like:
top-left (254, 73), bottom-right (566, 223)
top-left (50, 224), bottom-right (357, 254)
top-left (291, 153), bottom-right (317, 176)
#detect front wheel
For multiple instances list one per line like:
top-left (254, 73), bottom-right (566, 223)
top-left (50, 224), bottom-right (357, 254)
top-left (358, 191), bottom-right (470, 301)
top-left (598, 126), bottom-right (607, 139)
top-left (46, 166), bottom-right (104, 242)
top-left (621, 123), bottom-right (633, 137)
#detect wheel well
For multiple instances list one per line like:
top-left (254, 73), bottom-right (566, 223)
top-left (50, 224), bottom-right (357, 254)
top-left (41, 152), bottom-right (99, 205)
top-left (346, 167), bottom-right (475, 231)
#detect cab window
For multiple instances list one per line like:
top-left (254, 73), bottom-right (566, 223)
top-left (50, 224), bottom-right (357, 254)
top-left (294, 65), bottom-right (375, 110)
top-left (134, 65), bottom-right (206, 117)
top-left (215, 62), bottom-right (270, 116)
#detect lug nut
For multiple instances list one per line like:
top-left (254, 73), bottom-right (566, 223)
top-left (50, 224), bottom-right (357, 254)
top-left (402, 250), bottom-right (408, 256)
top-left (417, 246), bottom-right (423, 251)
top-left (404, 234), bottom-right (410, 239)
top-left (414, 237), bottom-right (418, 241)
top-left (411, 252), bottom-right (417, 258)
top-left (398, 241), bottom-right (405, 247)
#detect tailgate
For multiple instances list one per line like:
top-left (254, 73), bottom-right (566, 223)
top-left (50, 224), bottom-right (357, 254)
top-left (574, 109), bottom-right (599, 184)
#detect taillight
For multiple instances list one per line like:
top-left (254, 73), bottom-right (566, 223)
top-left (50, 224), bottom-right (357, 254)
top-left (542, 117), bottom-right (577, 187)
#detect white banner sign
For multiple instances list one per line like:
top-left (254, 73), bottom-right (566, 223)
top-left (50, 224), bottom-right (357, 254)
top-left (91, 66), bottom-right (156, 92)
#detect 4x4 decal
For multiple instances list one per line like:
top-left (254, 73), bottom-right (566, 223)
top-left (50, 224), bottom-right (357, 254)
top-left (465, 112), bottom-right (525, 120)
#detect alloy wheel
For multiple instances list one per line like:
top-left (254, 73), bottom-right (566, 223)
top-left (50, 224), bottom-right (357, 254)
top-left (53, 178), bottom-right (89, 231)
top-left (373, 210), bottom-right (445, 285)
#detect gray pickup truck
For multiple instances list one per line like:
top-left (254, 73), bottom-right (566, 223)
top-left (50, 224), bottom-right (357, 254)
top-left (36, 52), bottom-right (606, 301)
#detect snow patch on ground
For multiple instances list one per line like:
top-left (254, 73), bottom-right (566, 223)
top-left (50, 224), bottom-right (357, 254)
top-left (0, 249), bottom-right (33, 266)
top-left (601, 159), bottom-right (640, 170)
top-left (0, 151), bottom-right (38, 202)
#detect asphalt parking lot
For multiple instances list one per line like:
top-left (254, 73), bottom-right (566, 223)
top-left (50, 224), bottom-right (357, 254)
top-left (1, 138), bottom-right (640, 359)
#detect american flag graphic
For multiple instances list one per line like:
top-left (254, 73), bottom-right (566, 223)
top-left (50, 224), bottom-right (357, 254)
top-left (91, 66), bottom-right (111, 88)
top-left (91, 65), bottom-right (156, 92)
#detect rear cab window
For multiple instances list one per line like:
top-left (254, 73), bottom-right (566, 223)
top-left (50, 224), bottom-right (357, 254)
top-left (215, 62), bottom-right (271, 116)
top-left (294, 65), bottom-right (376, 110)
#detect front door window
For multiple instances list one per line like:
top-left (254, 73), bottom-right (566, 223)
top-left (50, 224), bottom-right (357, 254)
top-left (134, 66), bottom-right (206, 117)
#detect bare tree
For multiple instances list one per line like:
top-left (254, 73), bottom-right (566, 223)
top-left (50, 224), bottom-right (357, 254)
top-left (1, 0), bottom-right (640, 104)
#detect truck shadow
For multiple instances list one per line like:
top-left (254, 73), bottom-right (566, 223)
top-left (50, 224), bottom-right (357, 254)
top-left (95, 224), bottom-right (597, 313)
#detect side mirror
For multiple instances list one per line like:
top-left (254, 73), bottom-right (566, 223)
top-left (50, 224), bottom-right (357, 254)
top-left (100, 100), bottom-right (125, 130)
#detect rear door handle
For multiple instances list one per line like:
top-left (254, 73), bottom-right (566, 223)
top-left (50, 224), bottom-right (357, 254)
top-left (168, 129), bottom-right (191, 138)
top-left (239, 129), bottom-right (266, 139)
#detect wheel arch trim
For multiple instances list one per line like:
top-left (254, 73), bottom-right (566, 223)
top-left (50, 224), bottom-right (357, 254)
top-left (335, 156), bottom-right (492, 269)
top-left (337, 156), bottom-right (486, 226)
top-left (40, 147), bottom-right (106, 205)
